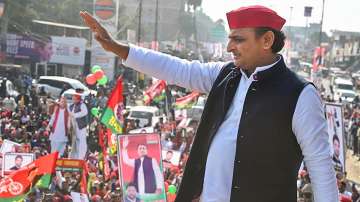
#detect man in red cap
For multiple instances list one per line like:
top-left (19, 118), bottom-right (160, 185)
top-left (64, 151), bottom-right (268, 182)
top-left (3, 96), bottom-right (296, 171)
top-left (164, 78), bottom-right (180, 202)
top-left (68, 90), bottom-right (88, 159)
top-left (80, 5), bottom-right (337, 202)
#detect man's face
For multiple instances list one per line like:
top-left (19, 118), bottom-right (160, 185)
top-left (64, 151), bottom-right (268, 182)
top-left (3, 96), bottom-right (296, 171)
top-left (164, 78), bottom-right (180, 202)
top-left (333, 139), bottom-right (340, 157)
top-left (59, 97), bottom-right (66, 108)
top-left (72, 95), bottom-right (80, 104)
top-left (40, 42), bottom-right (54, 61)
top-left (137, 144), bottom-right (147, 157)
top-left (227, 28), bottom-right (266, 70)
top-left (126, 186), bottom-right (137, 199)
top-left (166, 152), bottom-right (173, 161)
top-left (15, 157), bottom-right (23, 168)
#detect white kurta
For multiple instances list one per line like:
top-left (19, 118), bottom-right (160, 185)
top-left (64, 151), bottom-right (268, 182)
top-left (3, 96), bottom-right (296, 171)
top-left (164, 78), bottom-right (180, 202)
top-left (49, 108), bottom-right (68, 142)
top-left (69, 103), bottom-right (88, 159)
top-left (123, 45), bottom-right (338, 202)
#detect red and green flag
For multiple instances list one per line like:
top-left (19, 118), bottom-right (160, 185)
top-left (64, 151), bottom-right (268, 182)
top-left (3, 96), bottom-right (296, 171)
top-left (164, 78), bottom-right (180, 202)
top-left (143, 80), bottom-right (166, 105)
top-left (0, 152), bottom-right (58, 201)
top-left (175, 92), bottom-right (200, 109)
top-left (100, 77), bottom-right (124, 134)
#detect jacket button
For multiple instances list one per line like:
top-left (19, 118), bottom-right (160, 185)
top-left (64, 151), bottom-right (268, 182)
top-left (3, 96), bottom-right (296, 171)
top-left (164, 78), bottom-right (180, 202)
top-left (233, 186), bottom-right (240, 190)
top-left (236, 160), bottom-right (241, 164)
top-left (240, 136), bottom-right (244, 139)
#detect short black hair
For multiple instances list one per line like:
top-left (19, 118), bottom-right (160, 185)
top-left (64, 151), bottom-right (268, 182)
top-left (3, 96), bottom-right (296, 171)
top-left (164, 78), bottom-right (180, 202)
top-left (167, 150), bottom-right (173, 154)
top-left (127, 182), bottom-right (137, 191)
top-left (254, 27), bottom-right (286, 53)
top-left (333, 134), bottom-right (340, 144)
top-left (15, 155), bottom-right (23, 160)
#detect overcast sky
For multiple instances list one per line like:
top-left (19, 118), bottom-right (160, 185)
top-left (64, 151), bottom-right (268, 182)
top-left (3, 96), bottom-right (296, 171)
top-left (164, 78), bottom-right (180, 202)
top-left (202, 0), bottom-right (360, 34)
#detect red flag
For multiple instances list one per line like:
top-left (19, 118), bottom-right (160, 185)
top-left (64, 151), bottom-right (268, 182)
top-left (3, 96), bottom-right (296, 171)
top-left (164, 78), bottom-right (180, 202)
top-left (0, 152), bottom-right (58, 199)
top-left (175, 92), bottom-right (200, 109)
top-left (312, 46), bottom-right (326, 72)
top-left (143, 80), bottom-right (166, 105)
top-left (100, 77), bottom-right (124, 134)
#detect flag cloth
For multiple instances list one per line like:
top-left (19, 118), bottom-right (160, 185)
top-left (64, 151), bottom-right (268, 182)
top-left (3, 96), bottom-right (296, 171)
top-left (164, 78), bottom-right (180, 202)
top-left (312, 46), bottom-right (326, 72)
top-left (175, 92), bottom-right (200, 109)
top-left (0, 152), bottom-right (58, 201)
top-left (143, 80), bottom-right (166, 105)
top-left (100, 77), bottom-right (124, 134)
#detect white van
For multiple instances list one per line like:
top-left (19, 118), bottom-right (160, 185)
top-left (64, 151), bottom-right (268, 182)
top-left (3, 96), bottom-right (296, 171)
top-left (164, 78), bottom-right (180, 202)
top-left (333, 77), bottom-right (356, 102)
top-left (127, 106), bottom-right (160, 128)
top-left (34, 76), bottom-right (94, 99)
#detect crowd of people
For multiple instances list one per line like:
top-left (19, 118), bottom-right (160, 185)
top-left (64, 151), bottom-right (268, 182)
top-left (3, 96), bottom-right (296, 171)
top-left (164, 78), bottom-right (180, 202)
top-left (1, 61), bottom-right (360, 202)
top-left (0, 72), bottom-right (198, 201)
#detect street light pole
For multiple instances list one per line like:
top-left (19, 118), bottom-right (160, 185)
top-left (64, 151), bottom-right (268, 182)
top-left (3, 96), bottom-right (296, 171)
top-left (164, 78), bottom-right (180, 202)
top-left (318, 0), bottom-right (325, 66)
top-left (137, 0), bottom-right (143, 44)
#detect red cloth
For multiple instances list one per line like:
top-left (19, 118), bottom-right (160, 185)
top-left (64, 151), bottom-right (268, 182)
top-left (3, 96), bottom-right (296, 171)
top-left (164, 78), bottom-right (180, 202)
top-left (226, 5), bottom-right (286, 30)
top-left (339, 194), bottom-right (352, 202)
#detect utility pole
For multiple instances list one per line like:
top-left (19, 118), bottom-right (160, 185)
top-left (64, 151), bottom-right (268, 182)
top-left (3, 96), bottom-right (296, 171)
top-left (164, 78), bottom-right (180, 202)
top-left (286, 6), bottom-right (293, 63)
top-left (318, 0), bottom-right (325, 66)
top-left (154, 0), bottom-right (159, 50)
top-left (137, 0), bottom-right (143, 44)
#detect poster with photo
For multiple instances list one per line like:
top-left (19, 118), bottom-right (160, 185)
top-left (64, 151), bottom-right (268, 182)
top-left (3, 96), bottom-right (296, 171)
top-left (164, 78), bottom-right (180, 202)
top-left (325, 103), bottom-right (345, 172)
top-left (0, 140), bottom-right (21, 156)
top-left (71, 192), bottom-right (89, 202)
top-left (161, 150), bottom-right (181, 169)
top-left (2, 152), bottom-right (35, 176)
top-left (117, 133), bottom-right (166, 202)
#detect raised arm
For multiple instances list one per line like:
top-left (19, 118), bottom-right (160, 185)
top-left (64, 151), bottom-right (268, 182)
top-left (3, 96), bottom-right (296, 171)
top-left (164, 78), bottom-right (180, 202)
top-left (80, 11), bottom-right (223, 93)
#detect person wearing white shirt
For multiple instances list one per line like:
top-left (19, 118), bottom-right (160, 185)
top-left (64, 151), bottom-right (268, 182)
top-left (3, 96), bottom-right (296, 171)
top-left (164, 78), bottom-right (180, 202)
top-left (47, 96), bottom-right (70, 157)
top-left (80, 5), bottom-right (338, 202)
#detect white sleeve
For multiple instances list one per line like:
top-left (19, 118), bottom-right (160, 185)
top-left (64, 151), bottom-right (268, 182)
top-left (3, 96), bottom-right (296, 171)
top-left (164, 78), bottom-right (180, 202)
top-left (292, 85), bottom-right (338, 201)
top-left (71, 104), bottom-right (88, 118)
top-left (122, 148), bottom-right (135, 167)
top-left (123, 45), bottom-right (224, 94)
top-left (152, 158), bottom-right (164, 189)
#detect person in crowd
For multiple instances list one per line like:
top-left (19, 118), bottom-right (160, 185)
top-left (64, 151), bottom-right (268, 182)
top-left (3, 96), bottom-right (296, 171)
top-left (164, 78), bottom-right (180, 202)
top-left (68, 91), bottom-right (88, 159)
top-left (81, 5), bottom-right (338, 201)
top-left (2, 95), bottom-right (17, 112)
top-left (47, 96), bottom-right (70, 157)
top-left (122, 136), bottom-right (164, 195)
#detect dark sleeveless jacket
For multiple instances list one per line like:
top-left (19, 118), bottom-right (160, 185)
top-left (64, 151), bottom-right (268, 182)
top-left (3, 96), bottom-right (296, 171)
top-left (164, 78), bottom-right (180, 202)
top-left (176, 57), bottom-right (310, 202)
top-left (69, 102), bottom-right (87, 129)
top-left (133, 155), bottom-right (157, 193)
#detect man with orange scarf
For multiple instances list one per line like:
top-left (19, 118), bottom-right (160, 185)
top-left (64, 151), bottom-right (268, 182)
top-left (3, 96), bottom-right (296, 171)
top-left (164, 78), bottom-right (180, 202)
top-left (47, 96), bottom-right (70, 157)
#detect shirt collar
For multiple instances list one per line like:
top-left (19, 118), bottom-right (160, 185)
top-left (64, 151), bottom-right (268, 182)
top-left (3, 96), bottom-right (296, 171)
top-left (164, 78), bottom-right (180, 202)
top-left (240, 55), bottom-right (281, 81)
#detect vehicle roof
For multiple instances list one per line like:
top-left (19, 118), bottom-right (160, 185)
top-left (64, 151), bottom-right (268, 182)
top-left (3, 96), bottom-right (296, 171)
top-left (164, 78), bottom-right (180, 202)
top-left (334, 78), bottom-right (353, 85)
top-left (39, 76), bottom-right (82, 84)
top-left (129, 106), bottom-right (159, 113)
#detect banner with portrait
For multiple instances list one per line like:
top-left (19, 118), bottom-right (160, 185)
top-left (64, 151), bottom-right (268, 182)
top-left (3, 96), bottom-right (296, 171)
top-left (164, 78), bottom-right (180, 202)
top-left (117, 133), bottom-right (166, 202)
top-left (325, 103), bottom-right (345, 172)
top-left (2, 152), bottom-right (35, 176)
top-left (161, 150), bottom-right (181, 169)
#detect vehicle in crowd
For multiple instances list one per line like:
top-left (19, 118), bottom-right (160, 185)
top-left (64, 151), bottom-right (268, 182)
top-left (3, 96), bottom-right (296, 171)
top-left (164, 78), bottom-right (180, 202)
top-left (127, 106), bottom-right (161, 127)
top-left (33, 76), bottom-right (95, 99)
top-left (333, 77), bottom-right (357, 102)
top-left (0, 78), bottom-right (19, 98)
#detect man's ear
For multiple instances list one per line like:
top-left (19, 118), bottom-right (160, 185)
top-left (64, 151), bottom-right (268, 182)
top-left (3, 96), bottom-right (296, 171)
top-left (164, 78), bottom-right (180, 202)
top-left (262, 31), bottom-right (275, 51)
